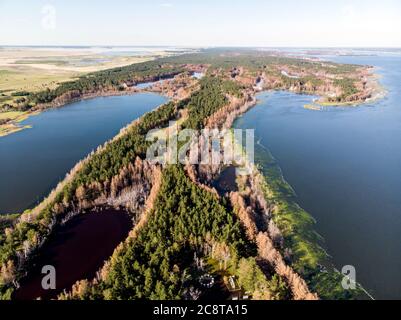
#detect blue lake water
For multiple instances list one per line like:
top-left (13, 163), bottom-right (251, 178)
top-left (0, 93), bottom-right (167, 214)
top-left (135, 80), bottom-right (164, 89)
top-left (234, 55), bottom-right (401, 299)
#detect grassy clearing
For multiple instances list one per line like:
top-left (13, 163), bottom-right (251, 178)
top-left (319, 100), bottom-right (360, 107)
top-left (0, 111), bottom-right (24, 121)
top-left (0, 111), bottom-right (35, 124)
top-left (0, 67), bottom-right (79, 96)
top-left (304, 104), bottom-right (322, 111)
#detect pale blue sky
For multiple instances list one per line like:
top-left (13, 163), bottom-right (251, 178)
top-left (1, 0), bottom-right (400, 47)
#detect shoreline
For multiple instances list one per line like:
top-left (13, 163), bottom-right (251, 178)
top-left (271, 71), bottom-right (387, 111)
top-left (13, 208), bottom-right (133, 301)
top-left (0, 67), bottom-right (194, 139)
top-left (0, 64), bottom-right (186, 138)
top-left (0, 87), bottom-right (169, 138)
top-left (318, 66), bottom-right (386, 107)
top-left (0, 111), bottom-right (41, 137)
top-left (257, 61), bottom-right (386, 109)
top-left (227, 90), bottom-right (372, 299)
top-left (0, 95), bottom-right (171, 217)
top-left (252, 142), bottom-right (372, 299)
top-left (1, 60), bottom-right (385, 138)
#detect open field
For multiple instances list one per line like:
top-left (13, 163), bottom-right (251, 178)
top-left (0, 67), bottom-right (77, 102)
top-left (0, 47), bottom-right (176, 100)
top-left (0, 47), bottom-right (184, 136)
top-left (0, 111), bottom-right (25, 121)
top-left (0, 47), bottom-right (175, 72)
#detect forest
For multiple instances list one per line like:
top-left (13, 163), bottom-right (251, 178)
top-left (332, 78), bottom-right (359, 101)
top-left (59, 166), bottom-right (291, 300)
top-left (61, 165), bottom-right (249, 299)
top-left (183, 77), bottom-right (228, 130)
top-left (161, 49), bottom-right (361, 74)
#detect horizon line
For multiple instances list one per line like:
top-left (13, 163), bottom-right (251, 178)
top-left (1, 45), bottom-right (401, 49)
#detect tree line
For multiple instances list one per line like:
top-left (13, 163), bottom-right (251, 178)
top-left (182, 77), bottom-right (243, 130)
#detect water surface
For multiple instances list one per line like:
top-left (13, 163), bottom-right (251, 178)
top-left (135, 80), bottom-right (165, 89)
top-left (234, 55), bottom-right (401, 299)
top-left (0, 93), bottom-right (167, 214)
top-left (14, 209), bottom-right (132, 300)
